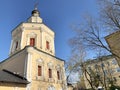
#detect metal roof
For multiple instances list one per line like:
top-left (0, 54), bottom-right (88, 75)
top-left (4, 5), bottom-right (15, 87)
top-left (0, 69), bottom-right (29, 84)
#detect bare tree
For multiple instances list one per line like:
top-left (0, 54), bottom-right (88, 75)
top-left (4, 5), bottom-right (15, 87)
top-left (82, 53), bottom-right (118, 90)
top-left (65, 46), bottom-right (85, 82)
top-left (67, 0), bottom-right (120, 89)
top-left (69, 12), bottom-right (120, 66)
top-left (81, 62), bottom-right (98, 90)
top-left (99, 0), bottom-right (120, 32)
top-left (69, 0), bottom-right (120, 62)
top-left (69, 15), bottom-right (110, 55)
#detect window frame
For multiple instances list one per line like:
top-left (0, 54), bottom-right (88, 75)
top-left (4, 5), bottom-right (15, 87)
top-left (15, 41), bottom-right (18, 49)
top-left (30, 38), bottom-right (35, 46)
top-left (48, 68), bottom-right (52, 78)
top-left (57, 71), bottom-right (60, 80)
top-left (46, 41), bottom-right (50, 50)
top-left (38, 65), bottom-right (42, 76)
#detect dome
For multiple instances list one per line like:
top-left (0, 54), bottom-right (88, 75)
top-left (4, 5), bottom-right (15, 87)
top-left (31, 9), bottom-right (40, 16)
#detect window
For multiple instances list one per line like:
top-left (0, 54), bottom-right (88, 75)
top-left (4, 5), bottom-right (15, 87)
top-left (30, 38), bottom-right (35, 46)
top-left (107, 62), bottom-right (110, 66)
top-left (117, 67), bottom-right (120, 72)
top-left (15, 41), bottom-right (18, 49)
top-left (113, 77), bottom-right (117, 81)
top-left (110, 69), bottom-right (114, 74)
top-left (104, 70), bottom-right (108, 75)
top-left (101, 63), bottom-right (104, 67)
top-left (106, 78), bottom-right (110, 82)
top-left (46, 41), bottom-right (50, 50)
top-left (48, 69), bottom-right (52, 78)
top-left (57, 71), bottom-right (60, 80)
top-left (94, 64), bottom-right (98, 68)
top-left (112, 59), bottom-right (117, 65)
top-left (88, 67), bottom-right (91, 71)
top-left (38, 66), bottom-right (42, 76)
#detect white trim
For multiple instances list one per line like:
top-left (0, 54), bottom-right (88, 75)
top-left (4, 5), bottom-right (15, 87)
top-left (26, 52), bottom-right (32, 81)
top-left (30, 53), bottom-right (32, 81)
top-left (36, 59), bottom-right (44, 80)
top-left (26, 83), bottom-right (31, 90)
top-left (27, 32), bottom-right (37, 47)
top-left (41, 30), bottom-right (43, 49)
top-left (9, 39), bottom-right (13, 55)
top-left (21, 29), bottom-right (24, 49)
top-left (24, 54), bottom-right (28, 78)
top-left (26, 36), bottom-right (29, 46)
top-left (12, 41), bottom-right (16, 53)
top-left (40, 30), bottom-right (42, 48)
top-left (62, 67), bottom-right (67, 90)
top-left (26, 53), bottom-right (29, 79)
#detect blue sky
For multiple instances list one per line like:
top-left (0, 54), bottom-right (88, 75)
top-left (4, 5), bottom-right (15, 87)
top-left (0, 0), bottom-right (98, 61)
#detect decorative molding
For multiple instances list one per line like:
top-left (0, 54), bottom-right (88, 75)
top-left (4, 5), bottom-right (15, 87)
top-left (27, 52), bottom-right (32, 81)
top-left (26, 83), bottom-right (31, 90)
top-left (47, 62), bottom-right (53, 69)
top-left (56, 65), bottom-right (61, 70)
top-left (37, 58), bottom-right (44, 64)
top-left (41, 26), bottom-right (54, 38)
top-left (36, 58), bottom-right (44, 78)
top-left (23, 27), bottom-right (41, 30)
top-left (57, 80), bottom-right (62, 84)
top-left (26, 32), bottom-right (37, 47)
top-left (26, 47), bottom-right (34, 54)
top-left (27, 32), bottom-right (37, 38)
top-left (9, 40), bottom-right (13, 55)
top-left (21, 30), bottom-right (24, 48)
top-left (36, 76), bottom-right (44, 81)
top-left (48, 78), bottom-right (55, 83)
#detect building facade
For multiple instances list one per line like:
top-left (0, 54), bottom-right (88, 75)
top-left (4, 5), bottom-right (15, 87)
top-left (105, 30), bottom-right (120, 66)
top-left (0, 8), bottom-right (67, 90)
top-left (83, 55), bottom-right (120, 89)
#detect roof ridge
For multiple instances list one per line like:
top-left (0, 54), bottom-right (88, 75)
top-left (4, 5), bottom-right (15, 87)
top-left (0, 45), bottom-right (65, 65)
top-left (33, 46), bottom-right (65, 62)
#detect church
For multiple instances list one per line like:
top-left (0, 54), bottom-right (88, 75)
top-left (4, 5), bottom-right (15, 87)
top-left (0, 7), bottom-right (68, 90)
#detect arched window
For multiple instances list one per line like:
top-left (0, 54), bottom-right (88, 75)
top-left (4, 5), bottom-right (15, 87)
top-left (57, 71), bottom-right (60, 80)
top-left (56, 65), bottom-right (61, 80)
top-left (37, 59), bottom-right (44, 78)
top-left (46, 41), bottom-right (50, 50)
top-left (48, 68), bottom-right (52, 78)
top-left (30, 38), bottom-right (35, 46)
top-left (38, 65), bottom-right (42, 76)
top-left (15, 41), bottom-right (18, 49)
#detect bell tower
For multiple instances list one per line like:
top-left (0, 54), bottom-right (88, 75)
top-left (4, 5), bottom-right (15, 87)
top-left (9, 8), bottom-right (55, 56)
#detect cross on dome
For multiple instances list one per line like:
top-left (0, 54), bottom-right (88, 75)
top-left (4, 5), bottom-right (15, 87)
top-left (31, 2), bottom-right (40, 16)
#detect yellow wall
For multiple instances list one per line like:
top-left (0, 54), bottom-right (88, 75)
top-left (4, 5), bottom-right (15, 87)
top-left (0, 83), bottom-right (26, 90)
top-left (27, 47), bottom-right (66, 90)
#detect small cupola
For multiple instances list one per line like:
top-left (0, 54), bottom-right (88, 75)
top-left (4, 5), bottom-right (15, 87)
top-left (27, 7), bottom-right (42, 23)
top-left (31, 8), bottom-right (40, 17)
